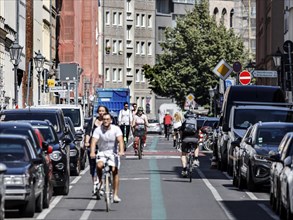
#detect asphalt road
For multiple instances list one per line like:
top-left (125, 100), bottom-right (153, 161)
top-left (5, 134), bottom-right (279, 220)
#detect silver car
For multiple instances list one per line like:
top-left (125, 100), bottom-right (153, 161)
top-left (0, 163), bottom-right (6, 220)
top-left (147, 119), bottom-right (163, 135)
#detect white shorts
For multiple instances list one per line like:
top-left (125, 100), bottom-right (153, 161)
top-left (96, 150), bottom-right (120, 169)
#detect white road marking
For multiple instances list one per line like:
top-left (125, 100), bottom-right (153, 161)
top-left (71, 176), bottom-right (82, 184)
top-left (258, 203), bottom-right (279, 220)
top-left (36, 196), bottom-right (63, 219)
top-left (196, 169), bottom-right (235, 220)
top-left (80, 165), bottom-right (90, 175)
top-left (244, 190), bottom-right (259, 200)
top-left (79, 199), bottom-right (97, 220)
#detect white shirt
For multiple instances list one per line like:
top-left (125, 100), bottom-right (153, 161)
top-left (118, 109), bottom-right (132, 126)
top-left (92, 125), bottom-right (122, 153)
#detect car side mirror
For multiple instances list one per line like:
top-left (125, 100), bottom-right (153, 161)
top-left (284, 156), bottom-right (292, 167)
top-left (222, 123), bottom-right (230, 132)
top-left (32, 158), bottom-right (43, 165)
top-left (231, 137), bottom-right (242, 149)
top-left (245, 137), bottom-right (252, 145)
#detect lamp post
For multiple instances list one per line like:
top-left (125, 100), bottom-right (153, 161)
top-left (34, 50), bottom-right (45, 105)
top-left (9, 40), bottom-right (23, 108)
top-left (272, 47), bottom-right (283, 89)
top-left (209, 87), bottom-right (215, 116)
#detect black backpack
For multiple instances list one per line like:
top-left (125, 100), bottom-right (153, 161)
top-left (182, 117), bottom-right (197, 137)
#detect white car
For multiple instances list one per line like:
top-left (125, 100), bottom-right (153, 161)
top-left (147, 119), bottom-right (163, 135)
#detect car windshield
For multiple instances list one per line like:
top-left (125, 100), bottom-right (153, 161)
top-left (202, 120), bottom-right (218, 128)
top-left (62, 109), bottom-right (80, 127)
top-left (234, 109), bottom-right (293, 129)
top-left (148, 119), bottom-right (158, 123)
top-left (256, 126), bottom-right (293, 146)
top-left (32, 125), bottom-right (57, 144)
top-left (0, 141), bottom-right (30, 162)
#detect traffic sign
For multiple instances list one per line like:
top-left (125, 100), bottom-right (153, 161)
top-left (47, 79), bottom-right (55, 88)
top-left (49, 86), bottom-right (67, 92)
top-left (252, 70), bottom-right (277, 78)
top-left (233, 61), bottom-right (242, 73)
top-left (239, 71), bottom-right (252, 85)
top-left (212, 59), bottom-right (233, 80)
top-left (186, 93), bottom-right (194, 102)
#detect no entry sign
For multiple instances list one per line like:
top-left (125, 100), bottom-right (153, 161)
top-left (239, 71), bottom-right (251, 85)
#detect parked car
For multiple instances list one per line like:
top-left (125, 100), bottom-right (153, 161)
top-left (1, 134), bottom-right (45, 217)
top-left (27, 120), bottom-right (71, 195)
top-left (0, 121), bottom-right (53, 207)
top-left (233, 122), bottom-right (293, 191)
top-left (147, 118), bottom-right (163, 135)
top-left (269, 132), bottom-right (293, 219)
top-left (65, 117), bottom-right (83, 176)
top-left (0, 163), bottom-right (7, 220)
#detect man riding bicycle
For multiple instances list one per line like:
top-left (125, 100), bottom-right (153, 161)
top-left (180, 111), bottom-right (200, 177)
top-left (90, 113), bottom-right (125, 203)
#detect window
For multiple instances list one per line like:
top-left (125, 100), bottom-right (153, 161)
top-left (118, 40), bottom-right (123, 53)
top-left (105, 68), bottom-right (110, 81)
top-left (118, 68), bottom-right (122, 82)
top-left (141, 97), bottom-right (145, 109)
top-left (147, 15), bottom-right (152, 28)
top-left (113, 68), bottom-right (117, 82)
top-left (147, 42), bottom-right (152, 55)
top-left (118, 12), bottom-right (123, 26)
top-left (136, 41), bottom-right (140, 54)
top-left (113, 12), bottom-right (117, 25)
top-left (105, 11), bottom-right (110, 25)
top-left (158, 27), bottom-right (166, 42)
top-left (127, 0), bottom-right (131, 12)
top-left (136, 69), bottom-right (140, 82)
top-left (141, 69), bottom-right (145, 82)
top-left (113, 40), bottom-right (117, 53)
top-left (141, 14), bottom-right (145, 27)
top-left (136, 14), bottom-right (140, 26)
top-left (141, 42), bottom-right (145, 55)
top-left (105, 39), bottom-right (110, 47)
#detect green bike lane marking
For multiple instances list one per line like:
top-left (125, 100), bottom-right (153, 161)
top-left (149, 136), bottom-right (166, 220)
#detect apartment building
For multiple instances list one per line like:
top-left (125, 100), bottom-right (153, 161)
top-left (99, 0), bottom-right (156, 116)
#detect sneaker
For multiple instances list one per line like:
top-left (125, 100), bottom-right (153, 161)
top-left (181, 170), bottom-right (188, 178)
top-left (134, 150), bottom-right (138, 156)
top-left (143, 143), bottom-right (147, 148)
top-left (193, 159), bottom-right (200, 167)
top-left (113, 196), bottom-right (122, 203)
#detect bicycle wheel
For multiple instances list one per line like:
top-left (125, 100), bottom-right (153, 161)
top-left (138, 137), bottom-right (142, 160)
top-left (188, 154), bottom-right (193, 182)
top-left (105, 173), bottom-right (111, 212)
top-left (167, 127), bottom-right (170, 141)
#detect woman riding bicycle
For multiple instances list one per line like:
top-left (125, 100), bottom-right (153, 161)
top-left (172, 112), bottom-right (182, 148)
top-left (132, 107), bottom-right (148, 155)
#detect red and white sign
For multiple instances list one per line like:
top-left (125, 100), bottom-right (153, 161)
top-left (239, 71), bottom-right (252, 85)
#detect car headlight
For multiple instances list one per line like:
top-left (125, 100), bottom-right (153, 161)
top-left (50, 151), bottom-right (62, 161)
top-left (4, 173), bottom-right (29, 185)
top-left (253, 154), bottom-right (267, 162)
top-left (70, 149), bottom-right (77, 157)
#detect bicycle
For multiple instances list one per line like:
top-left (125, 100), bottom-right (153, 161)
top-left (173, 128), bottom-right (181, 151)
top-left (182, 137), bottom-right (198, 182)
top-left (96, 155), bottom-right (114, 212)
top-left (166, 124), bottom-right (172, 141)
top-left (134, 125), bottom-right (146, 160)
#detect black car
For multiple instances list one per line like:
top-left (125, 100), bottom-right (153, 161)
top-left (26, 120), bottom-right (71, 195)
top-left (0, 134), bottom-right (45, 217)
top-left (234, 122), bottom-right (293, 191)
top-left (65, 117), bottom-right (83, 176)
top-left (0, 163), bottom-right (6, 220)
top-left (0, 121), bottom-right (54, 207)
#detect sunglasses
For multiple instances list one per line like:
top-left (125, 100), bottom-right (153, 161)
top-left (103, 118), bottom-right (111, 121)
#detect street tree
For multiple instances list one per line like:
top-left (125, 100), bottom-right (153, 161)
top-left (143, 0), bottom-right (248, 108)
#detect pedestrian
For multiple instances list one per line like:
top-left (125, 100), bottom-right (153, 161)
top-left (84, 105), bottom-right (109, 195)
top-left (131, 103), bottom-right (138, 118)
top-left (90, 113), bottom-right (125, 203)
top-left (118, 102), bottom-right (132, 145)
top-left (163, 112), bottom-right (172, 138)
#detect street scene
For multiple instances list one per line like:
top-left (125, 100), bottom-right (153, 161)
top-left (1, 0), bottom-right (293, 220)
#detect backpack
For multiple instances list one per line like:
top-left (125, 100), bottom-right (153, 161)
top-left (182, 117), bottom-right (197, 137)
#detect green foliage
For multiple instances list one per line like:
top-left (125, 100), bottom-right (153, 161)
top-left (143, 0), bottom-right (248, 108)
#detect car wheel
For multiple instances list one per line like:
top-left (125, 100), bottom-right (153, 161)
top-left (232, 162), bottom-right (238, 187)
top-left (20, 187), bottom-right (35, 217)
top-left (246, 165), bottom-right (256, 192)
top-left (80, 148), bottom-right (86, 170)
top-left (35, 191), bottom-right (43, 213)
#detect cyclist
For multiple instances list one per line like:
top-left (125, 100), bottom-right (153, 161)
top-left (132, 107), bottom-right (148, 154)
top-left (180, 111), bottom-right (200, 177)
top-left (118, 102), bottom-right (132, 144)
top-left (163, 112), bottom-right (172, 138)
top-left (84, 105), bottom-right (109, 195)
top-left (90, 113), bottom-right (124, 203)
top-left (172, 112), bottom-right (182, 148)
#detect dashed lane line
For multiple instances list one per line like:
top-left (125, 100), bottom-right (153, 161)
top-left (79, 199), bottom-right (97, 220)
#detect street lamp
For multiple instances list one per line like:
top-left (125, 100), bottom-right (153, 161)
top-left (272, 47), bottom-right (283, 89)
top-left (9, 40), bottom-right (23, 108)
top-left (209, 86), bottom-right (215, 116)
top-left (34, 50), bottom-right (45, 105)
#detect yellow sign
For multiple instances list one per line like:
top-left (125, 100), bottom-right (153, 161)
top-left (212, 59), bottom-right (233, 80)
top-left (186, 94), bottom-right (194, 102)
top-left (47, 79), bottom-right (55, 88)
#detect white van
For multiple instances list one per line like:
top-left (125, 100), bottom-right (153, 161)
top-left (34, 104), bottom-right (84, 132)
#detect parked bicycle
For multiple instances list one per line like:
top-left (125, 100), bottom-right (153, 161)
top-left (96, 155), bottom-right (114, 212)
top-left (182, 137), bottom-right (198, 182)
